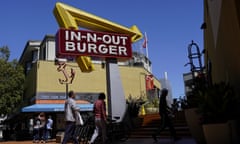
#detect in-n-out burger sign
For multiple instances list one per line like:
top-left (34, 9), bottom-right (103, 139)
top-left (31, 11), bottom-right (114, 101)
top-left (56, 28), bottom-right (132, 60)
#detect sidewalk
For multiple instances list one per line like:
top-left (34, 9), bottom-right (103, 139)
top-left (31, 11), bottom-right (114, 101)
top-left (121, 137), bottom-right (197, 144)
top-left (0, 137), bottom-right (197, 144)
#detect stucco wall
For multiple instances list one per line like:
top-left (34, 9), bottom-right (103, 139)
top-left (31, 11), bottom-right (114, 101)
top-left (35, 60), bottom-right (160, 100)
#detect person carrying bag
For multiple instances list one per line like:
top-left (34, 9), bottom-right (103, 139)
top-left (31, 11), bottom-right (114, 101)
top-left (75, 111), bottom-right (84, 126)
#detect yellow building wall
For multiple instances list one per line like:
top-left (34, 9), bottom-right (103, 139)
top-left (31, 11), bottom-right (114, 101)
top-left (36, 60), bottom-right (161, 100)
top-left (120, 66), bottom-right (160, 99)
top-left (204, 0), bottom-right (240, 89)
top-left (37, 60), bottom-right (106, 93)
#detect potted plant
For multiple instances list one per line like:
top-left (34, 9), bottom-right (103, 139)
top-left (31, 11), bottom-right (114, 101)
top-left (196, 82), bottom-right (236, 124)
top-left (144, 98), bottom-right (159, 114)
top-left (126, 95), bottom-right (146, 128)
top-left (183, 97), bottom-right (206, 143)
top-left (196, 82), bottom-right (239, 144)
top-left (183, 75), bottom-right (207, 144)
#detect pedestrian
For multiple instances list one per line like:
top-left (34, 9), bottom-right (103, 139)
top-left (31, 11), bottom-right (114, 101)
top-left (89, 93), bottom-right (107, 144)
top-left (62, 90), bottom-right (80, 144)
top-left (171, 98), bottom-right (179, 113)
top-left (33, 116), bottom-right (41, 143)
top-left (38, 112), bottom-right (47, 143)
top-left (152, 88), bottom-right (180, 142)
top-left (46, 115), bottom-right (53, 141)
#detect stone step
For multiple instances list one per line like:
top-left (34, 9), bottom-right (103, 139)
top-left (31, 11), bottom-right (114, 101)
top-left (128, 112), bottom-right (191, 139)
top-left (129, 126), bottom-right (191, 138)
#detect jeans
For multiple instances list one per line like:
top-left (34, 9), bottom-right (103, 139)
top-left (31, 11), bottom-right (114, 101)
top-left (33, 128), bottom-right (40, 141)
top-left (46, 129), bottom-right (52, 140)
top-left (62, 121), bottom-right (79, 144)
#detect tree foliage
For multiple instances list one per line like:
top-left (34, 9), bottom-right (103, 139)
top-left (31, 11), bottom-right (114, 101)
top-left (0, 46), bottom-right (10, 61)
top-left (0, 46), bottom-right (25, 114)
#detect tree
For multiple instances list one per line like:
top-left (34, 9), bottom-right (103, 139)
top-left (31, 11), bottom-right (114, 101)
top-left (0, 46), bottom-right (25, 115)
top-left (0, 46), bottom-right (10, 61)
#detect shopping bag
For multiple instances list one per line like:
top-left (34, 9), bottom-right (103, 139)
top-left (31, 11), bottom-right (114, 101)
top-left (75, 111), bottom-right (84, 125)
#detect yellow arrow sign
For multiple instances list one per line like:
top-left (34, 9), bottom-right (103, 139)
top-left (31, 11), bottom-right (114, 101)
top-left (53, 2), bottom-right (143, 42)
top-left (54, 2), bottom-right (95, 72)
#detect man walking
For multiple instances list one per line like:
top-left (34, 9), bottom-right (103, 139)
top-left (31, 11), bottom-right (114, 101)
top-left (62, 90), bottom-right (80, 144)
top-left (152, 88), bottom-right (180, 142)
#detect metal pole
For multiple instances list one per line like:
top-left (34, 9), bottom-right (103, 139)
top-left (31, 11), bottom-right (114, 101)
top-left (66, 83), bottom-right (69, 99)
top-left (105, 58), bottom-right (126, 122)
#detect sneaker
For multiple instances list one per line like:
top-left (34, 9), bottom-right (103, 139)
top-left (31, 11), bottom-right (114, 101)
top-left (152, 134), bottom-right (158, 142)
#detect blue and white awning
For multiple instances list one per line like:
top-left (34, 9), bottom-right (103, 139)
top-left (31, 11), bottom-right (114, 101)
top-left (22, 104), bottom-right (93, 112)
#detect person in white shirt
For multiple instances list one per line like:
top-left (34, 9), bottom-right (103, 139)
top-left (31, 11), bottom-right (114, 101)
top-left (62, 90), bottom-right (80, 144)
top-left (46, 115), bottom-right (53, 141)
top-left (33, 117), bottom-right (41, 143)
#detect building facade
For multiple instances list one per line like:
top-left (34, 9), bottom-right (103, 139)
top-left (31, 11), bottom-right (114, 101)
top-left (15, 35), bottom-right (161, 137)
top-left (203, 0), bottom-right (240, 89)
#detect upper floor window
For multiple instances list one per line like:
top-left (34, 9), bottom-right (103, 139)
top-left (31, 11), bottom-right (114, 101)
top-left (32, 50), bottom-right (39, 63)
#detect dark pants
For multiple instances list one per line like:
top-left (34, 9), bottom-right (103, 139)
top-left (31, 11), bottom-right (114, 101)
top-left (39, 127), bottom-right (47, 141)
top-left (154, 114), bottom-right (177, 139)
top-left (33, 128), bottom-right (40, 141)
top-left (46, 129), bottom-right (52, 140)
top-left (33, 127), bottom-right (46, 141)
top-left (62, 121), bottom-right (79, 144)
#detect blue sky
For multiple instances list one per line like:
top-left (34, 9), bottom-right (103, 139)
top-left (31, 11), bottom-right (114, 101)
top-left (0, 0), bottom-right (203, 98)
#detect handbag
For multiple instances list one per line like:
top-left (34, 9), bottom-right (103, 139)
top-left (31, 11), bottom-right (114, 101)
top-left (75, 111), bottom-right (84, 125)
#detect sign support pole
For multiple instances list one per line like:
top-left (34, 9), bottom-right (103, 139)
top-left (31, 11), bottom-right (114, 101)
top-left (106, 58), bottom-right (126, 122)
top-left (66, 83), bottom-right (68, 98)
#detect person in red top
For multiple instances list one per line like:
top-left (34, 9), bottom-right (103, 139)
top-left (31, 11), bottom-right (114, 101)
top-left (89, 93), bottom-right (107, 144)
